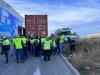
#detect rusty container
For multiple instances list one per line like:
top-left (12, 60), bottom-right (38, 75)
top-left (25, 15), bottom-right (48, 38)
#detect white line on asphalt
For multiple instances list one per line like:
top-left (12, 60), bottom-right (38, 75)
top-left (33, 67), bottom-right (41, 75)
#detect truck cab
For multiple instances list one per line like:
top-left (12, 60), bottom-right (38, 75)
top-left (55, 28), bottom-right (72, 42)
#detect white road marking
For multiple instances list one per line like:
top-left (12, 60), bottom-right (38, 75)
top-left (33, 67), bottom-right (41, 75)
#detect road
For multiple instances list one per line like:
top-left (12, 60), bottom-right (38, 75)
top-left (0, 50), bottom-right (74, 75)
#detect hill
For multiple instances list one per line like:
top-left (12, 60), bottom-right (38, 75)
top-left (80, 32), bottom-right (100, 39)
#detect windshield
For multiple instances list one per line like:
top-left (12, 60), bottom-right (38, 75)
top-left (61, 31), bottom-right (70, 35)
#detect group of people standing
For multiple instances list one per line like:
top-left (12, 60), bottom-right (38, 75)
top-left (0, 32), bottom-right (76, 64)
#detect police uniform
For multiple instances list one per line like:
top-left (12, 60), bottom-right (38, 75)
top-left (2, 38), bottom-right (10, 63)
top-left (69, 34), bottom-right (76, 54)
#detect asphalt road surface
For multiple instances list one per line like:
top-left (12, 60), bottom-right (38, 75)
top-left (0, 49), bottom-right (74, 75)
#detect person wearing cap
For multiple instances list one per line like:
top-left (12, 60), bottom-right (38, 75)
top-left (43, 36), bottom-right (51, 62)
top-left (68, 32), bottom-right (76, 54)
top-left (14, 35), bottom-right (24, 63)
top-left (2, 35), bottom-right (10, 64)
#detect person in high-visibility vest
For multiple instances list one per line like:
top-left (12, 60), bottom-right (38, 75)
top-left (34, 36), bottom-right (40, 57)
top-left (68, 33), bottom-right (76, 54)
top-left (0, 36), bottom-right (4, 55)
top-left (40, 35), bottom-right (46, 56)
top-left (14, 35), bottom-right (24, 63)
top-left (10, 36), bottom-right (16, 56)
top-left (59, 33), bottom-right (65, 54)
top-left (21, 36), bottom-right (29, 59)
top-left (49, 35), bottom-right (53, 56)
top-left (43, 36), bottom-right (51, 62)
top-left (2, 35), bottom-right (10, 64)
top-left (52, 35), bottom-right (57, 55)
top-left (30, 37), bottom-right (35, 55)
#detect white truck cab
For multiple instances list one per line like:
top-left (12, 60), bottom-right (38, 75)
top-left (55, 28), bottom-right (72, 42)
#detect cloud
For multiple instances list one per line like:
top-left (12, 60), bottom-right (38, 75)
top-left (5, 0), bottom-right (100, 36)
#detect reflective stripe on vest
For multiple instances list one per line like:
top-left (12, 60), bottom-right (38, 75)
top-left (44, 40), bottom-right (50, 50)
top-left (70, 35), bottom-right (75, 39)
top-left (15, 38), bottom-right (23, 49)
top-left (3, 39), bottom-right (10, 45)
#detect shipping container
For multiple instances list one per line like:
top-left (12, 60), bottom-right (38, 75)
top-left (25, 15), bottom-right (48, 38)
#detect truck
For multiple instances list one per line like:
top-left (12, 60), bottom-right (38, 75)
top-left (55, 28), bottom-right (78, 41)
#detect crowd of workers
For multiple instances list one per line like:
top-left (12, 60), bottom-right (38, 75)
top-left (0, 33), bottom-right (76, 64)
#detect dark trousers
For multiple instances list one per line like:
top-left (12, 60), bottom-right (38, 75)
top-left (16, 49), bottom-right (24, 61)
top-left (44, 50), bottom-right (50, 61)
top-left (35, 47), bottom-right (39, 57)
top-left (23, 46), bottom-right (28, 58)
top-left (40, 44), bottom-right (44, 56)
top-left (70, 44), bottom-right (75, 54)
top-left (52, 47), bottom-right (57, 55)
top-left (30, 45), bottom-right (34, 55)
top-left (1, 46), bottom-right (4, 55)
top-left (4, 50), bottom-right (9, 63)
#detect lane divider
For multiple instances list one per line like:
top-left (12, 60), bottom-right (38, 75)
top-left (33, 67), bottom-right (41, 75)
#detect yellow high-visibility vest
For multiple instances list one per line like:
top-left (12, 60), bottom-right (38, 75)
top-left (15, 38), bottom-right (23, 49)
top-left (70, 35), bottom-right (75, 39)
top-left (60, 35), bottom-right (65, 43)
top-left (21, 38), bottom-right (27, 44)
top-left (44, 40), bottom-right (51, 50)
top-left (30, 39), bottom-right (35, 44)
top-left (3, 39), bottom-right (10, 45)
top-left (41, 38), bottom-right (46, 43)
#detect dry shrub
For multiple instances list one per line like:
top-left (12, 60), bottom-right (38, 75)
top-left (64, 37), bottom-right (100, 75)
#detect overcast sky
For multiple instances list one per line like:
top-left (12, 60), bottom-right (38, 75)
top-left (5, 0), bottom-right (100, 36)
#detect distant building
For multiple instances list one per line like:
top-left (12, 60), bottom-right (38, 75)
top-left (25, 15), bottom-right (48, 37)
top-left (0, 0), bottom-right (24, 37)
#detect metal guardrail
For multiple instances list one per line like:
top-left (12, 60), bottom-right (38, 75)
top-left (59, 54), bottom-right (80, 75)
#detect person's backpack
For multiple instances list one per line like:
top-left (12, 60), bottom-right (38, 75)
top-left (34, 39), bottom-right (39, 47)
